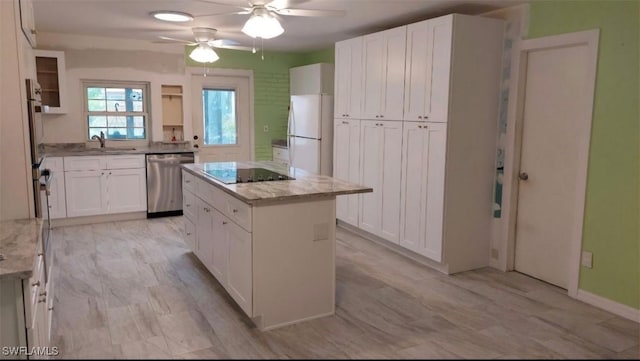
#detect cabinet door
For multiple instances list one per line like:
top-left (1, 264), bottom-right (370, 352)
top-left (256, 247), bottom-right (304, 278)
top-left (430, 16), bottom-right (453, 122)
top-left (334, 118), bottom-right (361, 226)
top-left (195, 198), bottom-right (214, 268)
top-left (34, 50), bottom-right (67, 114)
top-left (65, 170), bottom-right (107, 217)
top-left (210, 210), bottom-right (229, 287)
top-left (184, 217), bottom-right (196, 251)
top-left (107, 168), bottom-right (147, 213)
top-left (225, 220), bottom-right (252, 317)
top-left (359, 120), bottom-right (402, 243)
top-left (362, 27), bottom-right (406, 121)
top-left (335, 37), bottom-right (362, 119)
top-left (361, 33), bottom-right (385, 120)
top-left (399, 122), bottom-right (446, 261)
top-left (404, 20), bottom-right (435, 121)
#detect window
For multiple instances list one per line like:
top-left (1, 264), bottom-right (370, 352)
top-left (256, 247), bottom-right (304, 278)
top-left (203, 88), bottom-right (237, 145)
top-left (84, 82), bottom-right (149, 140)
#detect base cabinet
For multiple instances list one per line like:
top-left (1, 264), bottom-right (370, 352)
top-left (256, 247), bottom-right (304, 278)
top-left (42, 157), bottom-right (66, 219)
top-left (63, 155), bottom-right (146, 217)
top-left (333, 118), bottom-right (361, 226)
top-left (182, 169), bottom-right (336, 330)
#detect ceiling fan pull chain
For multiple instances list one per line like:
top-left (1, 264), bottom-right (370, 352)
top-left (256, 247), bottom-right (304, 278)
top-left (252, 38), bottom-right (256, 54)
top-left (261, 38), bottom-right (264, 61)
top-left (203, 63), bottom-right (207, 77)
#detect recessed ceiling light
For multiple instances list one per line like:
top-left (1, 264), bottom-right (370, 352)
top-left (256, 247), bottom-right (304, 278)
top-left (151, 11), bottom-right (194, 22)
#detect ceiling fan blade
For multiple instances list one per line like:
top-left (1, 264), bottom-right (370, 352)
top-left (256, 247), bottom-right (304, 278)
top-left (208, 39), bottom-right (240, 47)
top-left (156, 36), bottom-right (197, 45)
top-left (265, 0), bottom-right (310, 11)
top-left (193, 0), bottom-right (248, 9)
top-left (212, 44), bottom-right (255, 51)
top-left (274, 8), bottom-right (346, 17)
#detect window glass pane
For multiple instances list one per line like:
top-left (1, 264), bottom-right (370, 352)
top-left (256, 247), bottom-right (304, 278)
top-left (132, 116), bottom-right (144, 128)
top-left (107, 128), bottom-right (128, 139)
top-left (88, 116), bottom-right (106, 127)
top-left (87, 88), bottom-right (105, 100)
top-left (202, 88), bottom-right (236, 145)
top-left (88, 127), bottom-right (106, 139)
top-left (130, 89), bottom-right (143, 101)
top-left (88, 100), bottom-right (106, 111)
top-left (107, 116), bottom-right (126, 127)
top-left (132, 128), bottom-right (145, 138)
top-left (106, 88), bottom-right (125, 100)
top-left (107, 100), bottom-right (126, 112)
top-left (131, 101), bottom-right (143, 112)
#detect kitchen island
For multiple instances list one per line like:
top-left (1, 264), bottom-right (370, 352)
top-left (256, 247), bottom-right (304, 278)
top-left (181, 161), bottom-right (371, 330)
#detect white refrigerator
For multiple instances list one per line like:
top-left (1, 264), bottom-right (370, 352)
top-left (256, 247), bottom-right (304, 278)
top-left (288, 94), bottom-right (333, 176)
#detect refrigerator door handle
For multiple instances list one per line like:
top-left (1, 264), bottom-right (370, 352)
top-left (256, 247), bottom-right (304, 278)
top-left (287, 101), bottom-right (294, 168)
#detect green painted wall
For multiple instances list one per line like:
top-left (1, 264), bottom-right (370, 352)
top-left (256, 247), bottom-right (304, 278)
top-left (186, 47), bottom-right (334, 160)
top-left (528, 0), bottom-right (639, 309)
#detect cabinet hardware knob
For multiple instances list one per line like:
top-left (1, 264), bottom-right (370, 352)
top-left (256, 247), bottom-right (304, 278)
top-left (38, 252), bottom-right (44, 256)
top-left (519, 172), bottom-right (529, 181)
top-left (48, 307), bottom-right (54, 311)
top-left (32, 281), bottom-right (40, 287)
top-left (380, 115), bottom-right (384, 118)
top-left (222, 221), bottom-right (228, 225)
top-left (204, 208), bottom-right (210, 213)
top-left (38, 298), bottom-right (46, 303)
top-left (109, 172), bottom-right (112, 175)
top-left (186, 232), bottom-right (191, 236)
top-left (418, 116), bottom-right (422, 119)
top-left (232, 209), bottom-right (238, 213)
top-left (39, 291), bottom-right (47, 297)
top-left (186, 204), bottom-right (191, 207)
top-left (346, 114), bottom-right (349, 117)
top-left (418, 125), bottom-right (422, 129)
top-left (101, 172), bottom-right (104, 175)
top-left (342, 121), bottom-right (348, 124)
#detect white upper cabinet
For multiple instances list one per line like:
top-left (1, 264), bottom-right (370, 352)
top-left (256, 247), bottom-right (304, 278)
top-left (334, 37), bottom-right (363, 119)
top-left (34, 50), bottom-right (68, 114)
top-left (403, 16), bottom-right (453, 122)
top-left (361, 26), bottom-right (407, 121)
top-left (333, 118), bottom-right (360, 226)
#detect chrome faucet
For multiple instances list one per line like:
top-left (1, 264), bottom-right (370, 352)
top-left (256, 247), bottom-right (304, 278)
top-left (91, 131), bottom-right (106, 148)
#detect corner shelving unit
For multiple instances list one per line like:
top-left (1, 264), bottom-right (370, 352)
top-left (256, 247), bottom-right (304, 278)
top-left (161, 85), bottom-right (184, 142)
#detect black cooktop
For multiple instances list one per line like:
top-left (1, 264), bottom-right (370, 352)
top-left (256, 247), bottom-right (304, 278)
top-left (204, 167), bottom-right (294, 184)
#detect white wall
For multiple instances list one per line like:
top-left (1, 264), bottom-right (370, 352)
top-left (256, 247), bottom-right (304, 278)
top-left (0, 0), bottom-right (37, 220)
top-left (36, 32), bottom-right (192, 145)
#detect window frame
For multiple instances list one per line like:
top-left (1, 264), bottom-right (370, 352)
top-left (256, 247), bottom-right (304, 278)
top-left (82, 80), bottom-right (151, 142)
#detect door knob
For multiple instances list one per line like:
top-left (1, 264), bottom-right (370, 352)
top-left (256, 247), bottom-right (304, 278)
top-left (519, 172), bottom-right (529, 181)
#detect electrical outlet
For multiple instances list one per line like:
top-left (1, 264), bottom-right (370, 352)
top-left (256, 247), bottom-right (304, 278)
top-left (263, 125), bottom-right (269, 132)
top-left (581, 251), bottom-right (593, 268)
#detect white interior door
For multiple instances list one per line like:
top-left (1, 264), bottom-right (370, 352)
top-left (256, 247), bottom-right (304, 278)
top-left (192, 75), bottom-right (252, 162)
top-left (514, 43), bottom-right (592, 289)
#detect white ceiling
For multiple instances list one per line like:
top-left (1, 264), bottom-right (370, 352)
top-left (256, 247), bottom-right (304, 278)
top-left (33, 0), bottom-right (528, 52)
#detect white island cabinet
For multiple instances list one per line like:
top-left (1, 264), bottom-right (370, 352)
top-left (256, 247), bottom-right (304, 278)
top-left (181, 162), bottom-right (371, 330)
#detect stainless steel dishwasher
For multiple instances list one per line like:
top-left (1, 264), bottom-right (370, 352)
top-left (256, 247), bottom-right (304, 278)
top-left (146, 152), bottom-right (194, 217)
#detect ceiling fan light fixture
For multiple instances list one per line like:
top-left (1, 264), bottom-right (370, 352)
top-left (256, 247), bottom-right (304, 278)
top-left (189, 44), bottom-right (220, 63)
top-left (241, 11), bottom-right (284, 39)
top-left (151, 11), bottom-right (194, 22)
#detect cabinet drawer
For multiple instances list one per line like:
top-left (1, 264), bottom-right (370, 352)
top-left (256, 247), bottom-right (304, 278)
top-left (196, 178), bottom-right (223, 208)
top-left (183, 190), bottom-right (197, 221)
top-left (272, 147), bottom-right (289, 161)
top-left (64, 156), bottom-right (107, 171)
top-left (184, 217), bottom-right (196, 251)
top-left (182, 170), bottom-right (196, 193)
top-left (106, 155), bottom-right (145, 169)
top-left (224, 194), bottom-right (252, 232)
top-left (24, 253), bottom-right (44, 328)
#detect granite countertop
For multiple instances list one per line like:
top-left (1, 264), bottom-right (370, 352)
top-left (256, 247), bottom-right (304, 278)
top-left (0, 218), bottom-right (42, 280)
top-left (182, 161), bottom-right (372, 205)
top-left (40, 142), bottom-right (197, 157)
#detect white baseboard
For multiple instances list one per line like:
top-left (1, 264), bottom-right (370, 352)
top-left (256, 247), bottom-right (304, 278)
top-left (576, 289), bottom-right (640, 322)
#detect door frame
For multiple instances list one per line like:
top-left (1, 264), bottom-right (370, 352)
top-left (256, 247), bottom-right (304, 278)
top-left (186, 67), bottom-right (255, 160)
top-left (499, 29), bottom-right (599, 297)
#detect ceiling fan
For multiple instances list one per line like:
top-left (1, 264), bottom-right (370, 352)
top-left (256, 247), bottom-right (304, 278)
top-left (193, 0), bottom-right (346, 39)
top-left (155, 27), bottom-right (253, 63)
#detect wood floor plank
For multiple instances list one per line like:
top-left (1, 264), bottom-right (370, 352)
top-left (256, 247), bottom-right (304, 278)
top-left (49, 218), bottom-right (639, 359)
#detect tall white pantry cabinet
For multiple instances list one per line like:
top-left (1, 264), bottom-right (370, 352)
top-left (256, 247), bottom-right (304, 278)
top-left (333, 14), bottom-right (504, 274)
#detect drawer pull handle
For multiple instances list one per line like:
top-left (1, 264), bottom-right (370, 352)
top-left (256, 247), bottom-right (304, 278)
top-left (186, 204), bottom-right (191, 207)
top-left (232, 209), bottom-right (238, 213)
top-left (38, 298), bottom-right (46, 303)
top-left (186, 232), bottom-right (191, 236)
top-left (48, 307), bottom-right (54, 311)
top-left (39, 291), bottom-right (47, 297)
top-left (185, 180), bottom-right (191, 183)
top-left (204, 207), bottom-right (210, 213)
top-left (222, 221), bottom-right (228, 225)
top-left (32, 281), bottom-right (40, 287)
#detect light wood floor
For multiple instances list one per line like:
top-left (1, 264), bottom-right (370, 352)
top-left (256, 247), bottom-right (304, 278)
top-left (50, 217), bottom-right (639, 359)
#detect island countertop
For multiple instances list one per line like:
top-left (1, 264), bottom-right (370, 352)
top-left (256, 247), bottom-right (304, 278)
top-left (181, 161), bottom-right (372, 205)
top-left (0, 218), bottom-right (42, 280)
